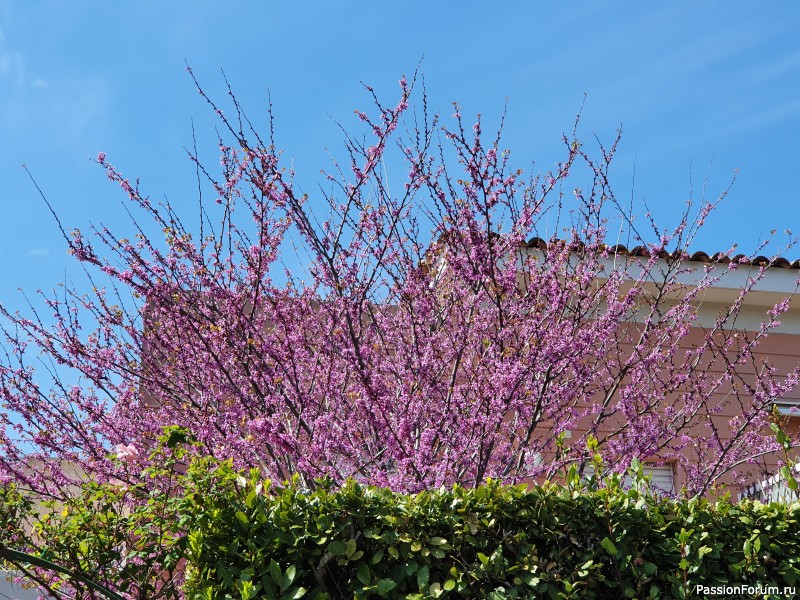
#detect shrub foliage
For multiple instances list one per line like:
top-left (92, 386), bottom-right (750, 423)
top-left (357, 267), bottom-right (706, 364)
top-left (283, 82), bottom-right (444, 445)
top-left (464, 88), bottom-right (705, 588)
top-left (181, 462), bottom-right (800, 599)
top-left (2, 434), bottom-right (798, 599)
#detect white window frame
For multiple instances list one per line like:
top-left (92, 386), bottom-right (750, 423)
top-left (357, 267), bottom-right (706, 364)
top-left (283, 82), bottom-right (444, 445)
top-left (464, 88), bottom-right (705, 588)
top-left (738, 464), bottom-right (800, 503)
top-left (623, 463), bottom-right (675, 495)
top-left (772, 398), bottom-right (800, 417)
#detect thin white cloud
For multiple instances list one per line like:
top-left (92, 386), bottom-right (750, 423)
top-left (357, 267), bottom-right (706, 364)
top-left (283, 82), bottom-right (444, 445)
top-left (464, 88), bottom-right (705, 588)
top-left (27, 247), bottom-right (49, 257)
top-left (756, 49), bottom-right (800, 81)
top-left (578, 5), bottom-right (779, 126)
top-left (0, 65), bottom-right (108, 152)
top-left (724, 98), bottom-right (800, 134)
top-left (0, 18), bottom-right (109, 154)
top-left (0, 24), bottom-right (26, 86)
top-left (0, 22), bottom-right (47, 93)
top-left (0, 47), bottom-right (23, 83)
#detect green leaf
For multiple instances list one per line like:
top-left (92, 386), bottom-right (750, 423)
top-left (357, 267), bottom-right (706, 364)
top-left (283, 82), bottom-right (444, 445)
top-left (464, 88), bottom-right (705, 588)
top-left (377, 578), bottom-right (397, 596)
top-left (443, 579), bottom-right (456, 591)
top-left (567, 464), bottom-right (579, 485)
top-left (356, 563), bottom-right (371, 585)
top-left (285, 586), bottom-right (307, 599)
top-left (235, 510), bottom-right (249, 527)
top-left (239, 580), bottom-right (255, 600)
top-left (270, 559), bottom-right (282, 585)
top-left (601, 537), bottom-right (617, 557)
top-left (405, 560), bottom-right (419, 576)
top-left (165, 426), bottom-right (191, 448)
top-left (776, 428), bottom-right (789, 446)
top-left (261, 573), bottom-right (277, 596)
top-left (328, 540), bottom-right (347, 556)
top-left (282, 564), bottom-right (297, 590)
top-left (417, 564), bottom-right (430, 588)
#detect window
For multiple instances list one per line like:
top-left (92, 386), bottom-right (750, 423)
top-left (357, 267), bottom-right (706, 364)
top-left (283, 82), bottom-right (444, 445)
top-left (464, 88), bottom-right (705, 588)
top-left (739, 465), bottom-right (800, 503)
top-left (773, 399), bottom-right (800, 417)
top-left (624, 463), bottom-right (674, 495)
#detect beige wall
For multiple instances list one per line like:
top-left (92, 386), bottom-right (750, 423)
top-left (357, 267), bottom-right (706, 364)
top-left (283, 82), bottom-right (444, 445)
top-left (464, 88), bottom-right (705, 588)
top-left (536, 324), bottom-right (800, 495)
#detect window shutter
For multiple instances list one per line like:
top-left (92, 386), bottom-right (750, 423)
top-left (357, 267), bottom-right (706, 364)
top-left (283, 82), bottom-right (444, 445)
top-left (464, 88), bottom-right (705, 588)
top-left (646, 464), bottom-right (674, 494)
top-left (624, 463), bottom-right (674, 494)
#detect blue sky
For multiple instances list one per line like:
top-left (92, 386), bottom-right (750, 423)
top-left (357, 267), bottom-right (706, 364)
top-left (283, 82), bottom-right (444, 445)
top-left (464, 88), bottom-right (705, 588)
top-left (1, 1), bottom-right (799, 311)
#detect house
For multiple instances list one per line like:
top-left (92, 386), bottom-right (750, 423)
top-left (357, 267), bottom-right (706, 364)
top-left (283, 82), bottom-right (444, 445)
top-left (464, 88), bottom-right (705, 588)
top-left (515, 237), bottom-right (800, 497)
top-left (105, 233), bottom-right (800, 498)
top-left (126, 232), bottom-right (800, 497)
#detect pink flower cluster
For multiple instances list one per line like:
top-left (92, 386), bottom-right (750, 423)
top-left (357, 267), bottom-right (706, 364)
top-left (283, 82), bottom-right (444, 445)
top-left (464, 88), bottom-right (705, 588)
top-left (115, 443), bottom-right (140, 464)
top-left (0, 71), bottom-right (796, 512)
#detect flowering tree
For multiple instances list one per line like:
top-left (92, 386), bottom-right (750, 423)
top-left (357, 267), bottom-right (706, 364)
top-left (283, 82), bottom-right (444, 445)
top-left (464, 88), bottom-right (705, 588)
top-left (0, 70), bottom-right (798, 506)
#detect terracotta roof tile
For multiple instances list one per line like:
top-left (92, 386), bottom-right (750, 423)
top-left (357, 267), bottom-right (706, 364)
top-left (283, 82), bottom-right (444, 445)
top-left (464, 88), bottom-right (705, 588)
top-left (524, 237), bottom-right (800, 270)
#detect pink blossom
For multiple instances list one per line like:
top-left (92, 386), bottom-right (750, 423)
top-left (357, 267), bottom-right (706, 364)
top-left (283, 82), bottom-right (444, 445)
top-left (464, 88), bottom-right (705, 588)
top-left (115, 443), bottom-right (140, 464)
top-left (0, 70), bottom-right (796, 505)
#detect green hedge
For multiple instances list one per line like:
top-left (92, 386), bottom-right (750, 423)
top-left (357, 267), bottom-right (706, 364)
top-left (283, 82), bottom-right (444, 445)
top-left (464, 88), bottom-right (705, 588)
top-left (181, 461), bottom-right (800, 600)
top-left (2, 431), bottom-right (799, 599)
